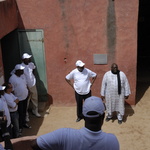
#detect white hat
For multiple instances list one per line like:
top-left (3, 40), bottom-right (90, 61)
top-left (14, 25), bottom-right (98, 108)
top-left (22, 53), bottom-right (32, 59)
top-left (83, 96), bottom-right (105, 118)
top-left (15, 64), bottom-right (25, 70)
top-left (0, 86), bottom-right (6, 90)
top-left (76, 60), bottom-right (85, 67)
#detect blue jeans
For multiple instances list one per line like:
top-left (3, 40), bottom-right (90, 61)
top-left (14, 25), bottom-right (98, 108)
top-left (10, 111), bottom-right (19, 138)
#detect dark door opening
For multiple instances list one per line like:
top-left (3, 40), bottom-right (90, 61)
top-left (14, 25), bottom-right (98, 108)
top-left (136, 0), bottom-right (150, 103)
top-left (1, 29), bottom-right (48, 102)
top-left (1, 29), bottom-right (21, 82)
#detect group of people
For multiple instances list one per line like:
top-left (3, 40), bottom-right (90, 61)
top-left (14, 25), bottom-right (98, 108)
top-left (0, 96), bottom-right (120, 150)
top-left (65, 60), bottom-right (131, 124)
top-left (0, 59), bottom-right (130, 150)
top-left (0, 53), bottom-right (41, 139)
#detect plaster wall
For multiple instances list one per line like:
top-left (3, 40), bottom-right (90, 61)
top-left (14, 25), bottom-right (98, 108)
top-left (0, 0), bottom-right (18, 39)
top-left (0, 0), bottom-right (18, 84)
top-left (16, 0), bottom-right (139, 105)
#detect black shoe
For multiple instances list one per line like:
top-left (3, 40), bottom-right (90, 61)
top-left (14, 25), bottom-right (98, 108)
top-left (23, 123), bottom-right (31, 128)
top-left (118, 120), bottom-right (122, 124)
top-left (105, 117), bottom-right (112, 122)
top-left (76, 118), bottom-right (82, 122)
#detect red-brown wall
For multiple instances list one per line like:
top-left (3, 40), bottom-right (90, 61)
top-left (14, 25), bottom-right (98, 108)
top-left (0, 0), bottom-right (18, 39)
top-left (1, 0), bottom-right (139, 105)
top-left (0, 0), bottom-right (18, 84)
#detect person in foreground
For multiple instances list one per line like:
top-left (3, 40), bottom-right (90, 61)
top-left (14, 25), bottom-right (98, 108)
top-left (31, 96), bottom-right (120, 150)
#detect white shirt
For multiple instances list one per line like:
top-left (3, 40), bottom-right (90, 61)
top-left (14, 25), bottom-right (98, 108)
top-left (9, 74), bottom-right (28, 101)
top-left (0, 96), bottom-right (11, 127)
top-left (4, 93), bottom-right (18, 112)
top-left (21, 62), bottom-right (36, 88)
top-left (66, 68), bottom-right (97, 95)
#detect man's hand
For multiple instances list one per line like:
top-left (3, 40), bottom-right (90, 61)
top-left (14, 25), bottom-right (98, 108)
top-left (14, 99), bottom-right (19, 104)
top-left (65, 79), bottom-right (74, 89)
top-left (101, 96), bottom-right (106, 103)
top-left (91, 76), bottom-right (97, 88)
top-left (124, 95), bottom-right (129, 99)
top-left (0, 136), bottom-right (37, 150)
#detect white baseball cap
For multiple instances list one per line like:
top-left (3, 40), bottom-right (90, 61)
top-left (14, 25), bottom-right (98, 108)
top-left (22, 53), bottom-right (32, 59)
top-left (75, 60), bottom-right (85, 67)
top-left (0, 86), bottom-right (6, 91)
top-left (83, 96), bottom-right (105, 118)
top-left (15, 64), bottom-right (25, 70)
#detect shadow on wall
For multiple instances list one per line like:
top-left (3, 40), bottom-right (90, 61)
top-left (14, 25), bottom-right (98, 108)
top-left (136, 80), bottom-right (150, 104)
top-left (107, 0), bottom-right (116, 64)
top-left (136, 59), bottom-right (150, 104)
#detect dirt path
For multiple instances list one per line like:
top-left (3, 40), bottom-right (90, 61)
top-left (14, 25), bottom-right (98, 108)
top-left (22, 82), bottom-right (150, 150)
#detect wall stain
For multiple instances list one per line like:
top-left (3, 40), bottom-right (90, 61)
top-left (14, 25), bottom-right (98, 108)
top-left (58, 0), bottom-right (70, 58)
top-left (107, 0), bottom-right (116, 64)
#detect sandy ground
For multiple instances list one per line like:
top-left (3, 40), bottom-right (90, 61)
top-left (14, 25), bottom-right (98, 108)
top-left (20, 78), bottom-right (150, 150)
top-left (2, 67), bottom-right (148, 150)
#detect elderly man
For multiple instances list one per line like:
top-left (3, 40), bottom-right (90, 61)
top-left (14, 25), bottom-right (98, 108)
top-left (100, 63), bottom-right (131, 124)
top-left (31, 96), bottom-right (119, 150)
top-left (65, 60), bottom-right (97, 122)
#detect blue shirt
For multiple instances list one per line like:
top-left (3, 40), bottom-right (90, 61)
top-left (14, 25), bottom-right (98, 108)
top-left (0, 144), bottom-right (5, 150)
top-left (37, 127), bottom-right (119, 150)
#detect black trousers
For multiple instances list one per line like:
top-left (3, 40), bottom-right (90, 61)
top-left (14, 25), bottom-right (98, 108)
top-left (17, 97), bottom-right (28, 129)
top-left (75, 90), bottom-right (91, 119)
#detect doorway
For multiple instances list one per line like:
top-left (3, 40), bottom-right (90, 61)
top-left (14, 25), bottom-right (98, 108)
top-left (18, 29), bottom-right (48, 102)
top-left (1, 29), bottom-right (48, 102)
top-left (137, 0), bottom-right (150, 103)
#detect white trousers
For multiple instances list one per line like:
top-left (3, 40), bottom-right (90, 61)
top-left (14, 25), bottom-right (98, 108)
top-left (27, 85), bottom-right (38, 111)
top-left (107, 112), bottom-right (123, 120)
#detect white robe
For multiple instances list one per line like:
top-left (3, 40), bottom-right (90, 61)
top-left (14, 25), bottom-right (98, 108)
top-left (100, 71), bottom-right (131, 116)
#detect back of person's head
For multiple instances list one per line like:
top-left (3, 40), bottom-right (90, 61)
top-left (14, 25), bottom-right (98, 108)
top-left (0, 86), bottom-right (6, 97)
top-left (2, 82), bottom-right (11, 92)
top-left (83, 96), bottom-right (105, 131)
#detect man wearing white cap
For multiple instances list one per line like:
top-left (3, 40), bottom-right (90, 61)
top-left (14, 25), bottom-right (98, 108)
top-left (21, 53), bottom-right (41, 120)
top-left (0, 85), bottom-right (11, 135)
top-left (31, 96), bottom-right (119, 150)
top-left (9, 64), bottom-right (31, 134)
top-left (65, 60), bottom-right (97, 122)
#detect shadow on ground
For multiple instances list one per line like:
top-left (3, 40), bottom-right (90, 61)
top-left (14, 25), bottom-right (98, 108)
top-left (22, 100), bottom-right (51, 136)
